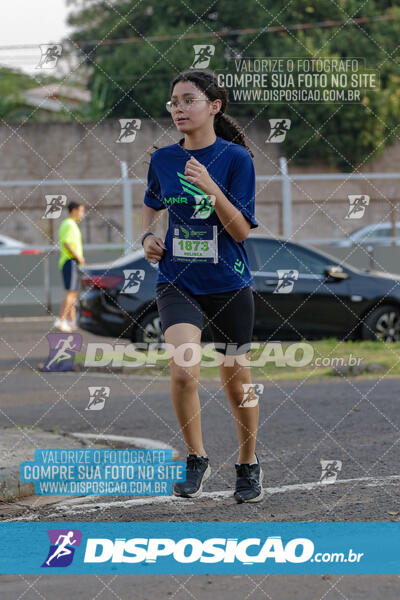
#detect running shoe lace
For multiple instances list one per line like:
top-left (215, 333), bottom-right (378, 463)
top-left (235, 464), bottom-right (259, 492)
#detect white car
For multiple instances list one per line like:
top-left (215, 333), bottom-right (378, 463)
top-left (0, 234), bottom-right (28, 255)
top-left (333, 222), bottom-right (400, 247)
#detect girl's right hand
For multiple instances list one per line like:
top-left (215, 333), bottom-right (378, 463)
top-left (143, 235), bottom-right (166, 263)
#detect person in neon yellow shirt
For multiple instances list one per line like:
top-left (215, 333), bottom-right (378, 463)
top-left (54, 202), bottom-right (85, 332)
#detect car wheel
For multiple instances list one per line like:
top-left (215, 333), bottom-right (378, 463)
top-left (134, 311), bottom-right (164, 344)
top-left (361, 305), bottom-right (400, 342)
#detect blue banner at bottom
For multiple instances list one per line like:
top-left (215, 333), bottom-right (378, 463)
top-left (0, 522), bottom-right (397, 574)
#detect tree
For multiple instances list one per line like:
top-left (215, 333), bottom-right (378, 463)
top-left (64, 0), bottom-right (400, 169)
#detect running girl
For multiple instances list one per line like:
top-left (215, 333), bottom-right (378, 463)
top-left (141, 69), bottom-right (263, 503)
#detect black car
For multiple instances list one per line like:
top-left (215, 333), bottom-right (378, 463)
top-left (78, 236), bottom-right (400, 343)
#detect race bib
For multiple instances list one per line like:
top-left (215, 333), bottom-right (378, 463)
top-left (172, 224), bottom-right (218, 263)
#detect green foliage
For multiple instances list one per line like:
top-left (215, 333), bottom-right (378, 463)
top-left (0, 68), bottom-right (36, 120)
top-left (0, 67), bottom-right (61, 121)
top-left (55, 2), bottom-right (400, 167)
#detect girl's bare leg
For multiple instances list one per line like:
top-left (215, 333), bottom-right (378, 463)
top-left (219, 352), bottom-right (258, 464)
top-left (164, 322), bottom-right (206, 456)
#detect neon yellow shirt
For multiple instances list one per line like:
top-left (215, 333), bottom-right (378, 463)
top-left (58, 217), bottom-right (83, 269)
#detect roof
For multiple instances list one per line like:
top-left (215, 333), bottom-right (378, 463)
top-left (21, 84), bottom-right (91, 112)
top-left (24, 84), bottom-right (91, 102)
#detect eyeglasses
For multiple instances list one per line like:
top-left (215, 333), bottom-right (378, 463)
top-left (166, 97), bottom-right (210, 113)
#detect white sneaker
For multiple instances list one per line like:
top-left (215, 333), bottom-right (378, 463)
top-left (67, 320), bottom-right (77, 331)
top-left (54, 318), bottom-right (72, 333)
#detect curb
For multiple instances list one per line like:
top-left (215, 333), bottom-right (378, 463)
top-left (0, 466), bottom-right (35, 502)
top-left (0, 431), bottom-right (178, 503)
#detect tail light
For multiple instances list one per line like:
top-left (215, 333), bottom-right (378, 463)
top-left (81, 274), bottom-right (123, 290)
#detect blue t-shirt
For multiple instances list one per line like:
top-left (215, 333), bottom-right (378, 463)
top-left (143, 135), bottom-right (258, 295)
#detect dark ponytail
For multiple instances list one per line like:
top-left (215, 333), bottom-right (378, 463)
top-left (170, 69), bottom-right (254, 158)
top-left (213, 111), bottom-right (253, 158)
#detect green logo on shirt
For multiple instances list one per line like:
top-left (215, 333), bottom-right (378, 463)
top-left (164, 196), bottom-right (188, 205)
top-left (234, 259), bottom-right (244, 274)
top-left (177, 172), bottom-right (215, 219)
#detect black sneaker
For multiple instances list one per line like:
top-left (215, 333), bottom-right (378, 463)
top-left (234, 455), bottom-right (264, 503)
top-left (173, 454), bottom-right (211, 498)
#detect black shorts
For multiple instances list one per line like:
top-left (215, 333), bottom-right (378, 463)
top-left (62, 259), bottom-right (79, 291)
top-left (155, 282), bottom-right (254, 355)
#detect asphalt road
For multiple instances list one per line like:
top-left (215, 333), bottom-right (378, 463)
top-left (2, 573), bottom-right (400, 600)
top-left (2, 319), bottom-right (400, 522)
top-left (2, 319), bottom-right (400, 598)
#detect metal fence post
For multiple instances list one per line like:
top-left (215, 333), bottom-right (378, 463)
top-left (121, 161), bottom-right (133, 254)
top-left (280, 156), bottom-right (292, 238)
top-left (43, 253), bottom-right (51, 314)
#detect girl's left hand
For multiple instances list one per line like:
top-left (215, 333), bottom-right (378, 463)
top-left (184, 156), bottom-right (217, 196)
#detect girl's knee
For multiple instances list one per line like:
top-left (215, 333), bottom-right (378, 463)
top-left (224, 381), bottom-right (249, 404)
top-left (171, 366), bottom-right (199, 389)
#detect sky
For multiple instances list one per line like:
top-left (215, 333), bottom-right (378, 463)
top-left (0, 0), bottom-right (74, 73)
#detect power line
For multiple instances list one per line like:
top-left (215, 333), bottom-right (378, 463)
top-left (0, 13), bottom-right (397, 50)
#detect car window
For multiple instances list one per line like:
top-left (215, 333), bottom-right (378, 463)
top-left (374, 226), bottom-right (399, 238)
top-left (243, 239), bottom-right (258, 270)
top-left (358, 227), bottom-right (388, 239)
top-left (376, 228), bottom-right (390, 237)
top-left (110, 251), bottom-right (141, 267)
top-left (125, 257), bottom-right (150, 270)
top-left (251, 239), bottom-right (329, 274)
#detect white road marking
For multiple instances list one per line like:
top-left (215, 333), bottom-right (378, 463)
top-left (68, 432), bottom-right (179, 457)
top-left (3, 474), bottom-right (400, 521)
top-left (0, 316), bottom-right (53, 322)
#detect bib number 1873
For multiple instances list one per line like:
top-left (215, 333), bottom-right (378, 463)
top-left (172, 225), bottom-right (218, 264)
